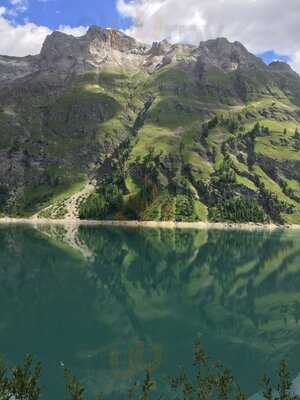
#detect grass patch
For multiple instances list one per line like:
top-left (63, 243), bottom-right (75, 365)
top-left (236, 175), bottom-right (258, 192)
top-left (253, 165), bottom-right (300, 221)
top-left (283, 178), bottom-right (300, 197)
top-left (129, 124), bottom-right (180, 160)
top-left (183, 151), bottom-right (213, 179)
top-left (255, 137), bottom-right (300, 161)
top-left (21, 179), bottom-right (86, 216)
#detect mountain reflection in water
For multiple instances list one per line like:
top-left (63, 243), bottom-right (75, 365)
top-left (0, 224), bottom-right (300, 399)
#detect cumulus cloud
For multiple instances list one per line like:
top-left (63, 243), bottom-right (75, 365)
top-left (117, 0), bottom-right (300, 72)
top-left (0, 7), bottom-right (50, 56)
top-left (0, 8), bottom-right (88, 57)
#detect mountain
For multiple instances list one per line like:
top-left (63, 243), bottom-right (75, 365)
top-left (0, 26), bottom-right (300, 223)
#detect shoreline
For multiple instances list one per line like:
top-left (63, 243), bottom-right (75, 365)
top-left (0, 218), bottom-right (300, 230)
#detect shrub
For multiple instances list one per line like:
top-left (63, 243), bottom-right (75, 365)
top-left (175, 195), bottom-right (195, 221)
top-left (209, 197), bottom-right (266, 223)
top-left (79, 193), bottom-right (108, 220)
top-left (0, 355), bottom-right (42, 400)
top-left (0, 346), bottom-right (298, 400)
top-left (79, 183), bottom-right (123, 220)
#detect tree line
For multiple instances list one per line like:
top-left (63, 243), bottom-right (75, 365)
top-left (0, 343), bottom-right (298, 400)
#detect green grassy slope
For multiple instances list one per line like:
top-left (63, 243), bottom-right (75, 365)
top-left (79, 58), bottom-right (300, 223)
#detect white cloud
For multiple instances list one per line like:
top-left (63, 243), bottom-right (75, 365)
top-left (0, 10), bottom-right (88, 57)
top-left (291, 51), bottom-right (300, 74)
top-left (58, 25), bottom-right (88, 37)
top-left (117, 0), bottom-right (300, 72)
top-left (0, 12), bottom-right (51, 56)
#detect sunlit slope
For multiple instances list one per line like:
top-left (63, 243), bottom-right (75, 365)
top-left (87, 55), bottom-right (300, 223)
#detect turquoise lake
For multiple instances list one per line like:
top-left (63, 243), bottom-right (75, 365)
top-left (0, 224), bottom-right (300, 399)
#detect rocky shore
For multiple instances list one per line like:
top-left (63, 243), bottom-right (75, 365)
top-left (0, 218), bottom-right (300, 230)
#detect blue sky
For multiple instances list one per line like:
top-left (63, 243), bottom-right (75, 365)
top-left (1, 0), bottom-right (130, 30)
top-left (258, 51), bottom-right (290, 66)
top-left (0, 0), bottom-right (298, 71)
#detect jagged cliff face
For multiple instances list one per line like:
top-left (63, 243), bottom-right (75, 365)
top-left (0, 27), bottom-right (300, 222)
top-left (0, 27), bottom-right (146, 83)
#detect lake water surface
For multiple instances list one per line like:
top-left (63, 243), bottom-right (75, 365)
top-left (0, 224), bottom-right (300, 399)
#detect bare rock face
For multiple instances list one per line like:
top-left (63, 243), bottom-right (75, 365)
top-left (0, 55), bottom-right (39, 85)
top-left (198, 37), bottom-right (266, 72)
top-left (148, 40), bottom-right (172, 57)
top-left (85, 26), bottom-right (146, 53)
top-left (39, 31), bottom-right (83, 72)
top-left (39, 27), bottom-right (149, 74)
top-left (1, 30), bottom-right (294, 83)
top-left (269, 61), bottom-right (298, 75)
top-left (0, 30), bottom-right (297, 83)
top-left (144, 40), bottom-right (197, 72)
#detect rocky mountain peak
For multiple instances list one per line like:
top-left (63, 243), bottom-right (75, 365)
top-left (40, 27), bottom-right (146, 59)
top-left (85, 26), bottom-right (146, 53)
top-left (148, 39), bottom-right (172, 56)
top-left (201, 37), bottom-right (235, 50)
top-left (38, 26), bottom-right (148, 74)
top-left (40, 31), bottom-right (77, 59)
top-left (1, 27), bottom-right (298, 84)
top-left (198, 37), bottom-right (265, 72)
top-left (269, 60), bottom-right (296, 75)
